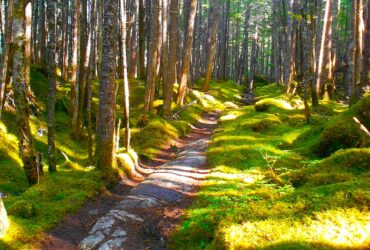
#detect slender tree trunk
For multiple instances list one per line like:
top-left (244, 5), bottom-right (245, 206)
top-left (12, 0), bottom-right (38, 185)
top-left (162, 0), bottom-right (179, 118)
top-left (138, 0), bottom-right (145, 79)
top-left (203, 0), bottom-right (220, 92)
top-left (96, 0), bottom-right (119, 183)
top-left (86, 0), bottom-right (96, 164)
top-left (238, 5), bottom-right (251, 85)
top-left (120, 0), bottom-right (131, 151)
top-left (361, 0), bottom-right (370, 92)
top-left (0, 0), bottom-right (13, 119)
top-left (249, 24), bottom-right (259, 94)
top-left (70, 0), bottom-right (79, 131)
top-left (143, 0), bottom-right (161, 112)
top-left (46, 0), bottom-right (56, 172)
top-left (176, 0), bottom-right (197, 105)
top-left (38, 0), bottom-right (46, 65)
top-left (314, 0), bottom-right (332, 104)
top-left (75, 0), bottom-right (88, 139)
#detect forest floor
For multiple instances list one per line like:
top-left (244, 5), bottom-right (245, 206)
top-left (41, 111), bottom-right (220, 250)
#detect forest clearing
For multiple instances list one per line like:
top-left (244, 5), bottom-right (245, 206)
top-left (0, 0), bottom-right (369, 249)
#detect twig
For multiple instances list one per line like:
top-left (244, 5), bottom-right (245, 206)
top-left (353, 117), bottom-right (370, 136)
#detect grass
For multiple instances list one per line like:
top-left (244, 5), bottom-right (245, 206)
top-left (170, 84), bottom-right (370, 249)
top-left (0, 69), bottom-right (242, 249)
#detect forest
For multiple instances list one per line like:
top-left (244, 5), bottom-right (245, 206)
top-left (0, 0), bottom-right (369, 249)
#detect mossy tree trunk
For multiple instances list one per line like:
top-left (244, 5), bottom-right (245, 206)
top-left (47, 0), bottom-right (56, 172)
top-left (96, 0), bottom-right (118, 184)
top-left (12, 0), bottom-right (39, 185)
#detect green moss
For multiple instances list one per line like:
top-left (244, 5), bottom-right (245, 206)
top-left (8, 201), bottom-right (38, 219)
top-left (171, 84), bottom-right (370, 250)
top-left (314, 95), bottom-right (370, 157)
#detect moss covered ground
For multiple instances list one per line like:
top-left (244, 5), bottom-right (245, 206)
top-left (0, 69), bottom-right (242, 249)
top-left (171, 84), bottom-right (370, 249)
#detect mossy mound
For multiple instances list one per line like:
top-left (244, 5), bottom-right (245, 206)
top-left (8, 200), bottom-right (38, 219)
top-left (251, 116), bottom-right (282, 132)
top-left (315, 95), bottom-right (370, 157)
top-left (254, 98), bottom-right (293, 112)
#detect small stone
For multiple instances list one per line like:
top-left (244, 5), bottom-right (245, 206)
top-left (90, 217), bottom-right (116, 234)
top-left (88, 208), bottom-right (99, 216)
top-left (98, 238), bottom-right (126, 250)
top-left (79, 231), bottom-right (105, 250)
top-left (112, 228), bottom-right (127, 238)
top-left (0, 198), bottom-right (9, 238)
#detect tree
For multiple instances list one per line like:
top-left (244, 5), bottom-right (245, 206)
top-left (96, 0), bottom-right (119, 183)
top-left (70, 0), bottom-right (79, 133)
top-left (0, 0), bottom-right (13, 119)
top-left (120, 0), bottom-right (131, 151)
top-left (202, 0), bottom-right (220, 92)
top-left (143, 0), bottom-right (161, 112)
top-left (47, 0), bottom-right (56, 172)
top-left (177, 0), bottom-right (197, 105)
top-left (163, 0), bottom-right (179, 117)
top-left (12, 0), bottom-right (38, 185)
top-left (314, 0), bottom-right (332, 105)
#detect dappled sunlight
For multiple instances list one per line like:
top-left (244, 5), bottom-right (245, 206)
top-left (220, 208), bottom-right (370, 249)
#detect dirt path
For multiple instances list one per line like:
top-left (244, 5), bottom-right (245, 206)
top-left (42, 112), bottom-right (219, 250)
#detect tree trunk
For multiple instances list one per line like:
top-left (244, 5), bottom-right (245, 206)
top-left (96, 0), bottom-right (119, 184)
top-left (143, 0), bottom-right (161, 112)
top-left (249, 24), bottom-right (259, 94)
top-left (138, 0), bottom-right (146, 79)
top-left (162, 0), bottom-right (179, 118)
top-left (361, 0), bottom-right (370, 93)
top-left (202, 0), bottom-right (220, 92)
top-left (176, 0), bottom-right (197, 105)
top-left (120, 0), bottom-right (131, 151)
top-left (12, 0), bottom-right (38, 185)
top-left (0, 0), bottom-right (13, 119)
top-left (86, 0), bottom-right (96, 164)
top-left (70, 0), bottom-right (79, 132)
top-left (314, 0), bottom-right (332, 104)
top-left (46, 0), bottom-right (56, 172)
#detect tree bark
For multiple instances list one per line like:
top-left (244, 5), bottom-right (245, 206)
top-left (70, 0), bottom-right (79, 132)
top-left (120, 0), bottom-right (131, 151)
top-left (0, 0), bottom-right (13, 119)
top-left (96, 0), bottom-right (119, 182)
top-left (163, 0), bottom-right (179, 118)
top-left (47, 0), bottom-right (56, 172)
top-left (314, 0), bottom-right (332, 104)
top-left (176, 0), bottom-right (197, 105)
top-left (12, 0), bottom-right (38, 185)
top-left (143, 0), bottom-right (161, 112)
top-left (138, 0), bottom-right (146, 79)
top-left (202, 0), bottom-right (220, 92)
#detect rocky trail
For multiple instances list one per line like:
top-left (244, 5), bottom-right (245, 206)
top-left (42, 112), bottom-right (219, 250)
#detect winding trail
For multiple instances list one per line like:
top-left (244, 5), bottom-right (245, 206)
top-left (43, 112), bottom-right (219, 250)
top-left (79, 113), bottom-right (218, 250)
